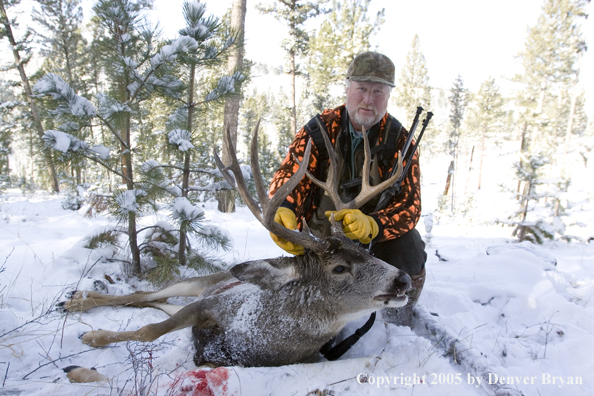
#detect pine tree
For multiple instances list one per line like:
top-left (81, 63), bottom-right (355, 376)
top-left (32, 0), bottom-right (88, 92)
top-left (466, 77), bottom-right (506, 190)
top-left (271, 88), bottom-right (295, 157)
top-left (442, 74), bottom-right (468, 213)
top-left (257, 0), bottom-right (328, 136)
top-left (306, 0), bottom-right (384, 113)
top-left (393, 34), bottom-right (431, 125)
top-left (32, 0), bottom-right (93, 207)
top-left (240, 89), bottom-right (271, 152)
top-left (160, 0), bottom-right (241, 270)
top-left (0, 80), bottom-right (18, 189)
top-left (33, 0), bottom-right (194, 275)
top-left (0, 0), bottom-right (61, 192)
top-left (240, 89), bottom-right (281, 185)
top-left (512, 0), bottom-right (589, 242)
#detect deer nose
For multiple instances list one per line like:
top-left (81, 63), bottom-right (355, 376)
top-left (395, 272), bottom-right (411, 293)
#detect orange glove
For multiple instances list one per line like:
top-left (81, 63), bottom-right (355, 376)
top-left (325, 209), bottom-right (379, 244)
top-left (270, 207), bottom-right (305, 255)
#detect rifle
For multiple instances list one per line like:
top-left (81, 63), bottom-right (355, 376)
top-left (373, 107), bottom-right (433, 213)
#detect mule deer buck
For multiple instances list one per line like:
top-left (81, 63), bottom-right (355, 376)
top-left (58, 122), bottom-right (411, 367)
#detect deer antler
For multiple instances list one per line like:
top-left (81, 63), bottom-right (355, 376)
top-left (214, 121), bottom-right (328, 253)
top-left (294, 125), bottom-right (404, 211)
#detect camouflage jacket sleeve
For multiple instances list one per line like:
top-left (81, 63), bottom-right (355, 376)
top-left (268, 127), bottom-right (322, 221)
top-left (369, 145), bottom-right (421, 242)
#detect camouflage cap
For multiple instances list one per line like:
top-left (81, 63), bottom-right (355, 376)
top-left (346, 52), bottom-right (395, 87)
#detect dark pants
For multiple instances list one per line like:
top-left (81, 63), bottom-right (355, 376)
top-left (371, 229), bottom-right (427, 324)
top-left (370, 228), bottom-right (426, 276)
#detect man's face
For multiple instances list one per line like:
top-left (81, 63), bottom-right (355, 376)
top-left (345, 80), bottom-right (391, 131)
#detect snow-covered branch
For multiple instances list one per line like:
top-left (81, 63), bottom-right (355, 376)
top-left (168, 129), bottom-right (194, 151)
top-left (33, 73), bottom-right (96, 118)
top-left (203, 72), bottom-right (244, 102)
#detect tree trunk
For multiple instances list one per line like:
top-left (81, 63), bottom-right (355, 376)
top-left (478, 124), bottom-right (488, 190)
top-left (465, 145), bottom-right (474, 193)
top-left (443, 160), bottom-right (454, 197)
top-left (219, 0), bottom-right (247, 213)
top-left (517, 179), bottom-right (532, 242)
top-left (178, 63), bottom-right (196, 267)
top-left (123, 114), bottom-right (141, 274)
top-left (118, 41), bottom-right (141, 275)
top-left (1, 0), bottom-right (60, 192)
top-left (516, 121), bottom-right (528, 198)
top-left (290, 48), bottom-right (297, 136)
top-left (561, 48), bottom-right (583, 178)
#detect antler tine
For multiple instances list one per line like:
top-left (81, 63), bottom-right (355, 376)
top-left (328, 212), bottom-right (346, 237)
top-left (291, 128), bottom-right (346, 210)
top-left (266, 141), bottom-right (328, 253)
top-left (214, 127), bottom-right (263, 224)
top-left (351, 149), bottom-right (404, 209)
top-left (213, 150), bottom-right (236, 188)
top-left (360, 125), bottom-right (371, 202)
top-left (249, 119), bottom-right (270, 211)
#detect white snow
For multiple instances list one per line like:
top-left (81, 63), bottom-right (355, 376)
top-left (114, 189), bottom-right (146, 214)
top-left (168, 129), bottom-right (194, 151)
top-left (0, 152), bottom-right (593, 395)
top-left (88, 144), bottom-right (110, 160)
top-left (171, 196), bottom-right (204, 222)
top-left (43, 130), bottom-right (72, 153)
top-left (42, 130), bottom-right (89, 153)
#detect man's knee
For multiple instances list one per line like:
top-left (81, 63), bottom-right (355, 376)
top-left (371, 228), bottom-right (426, 275)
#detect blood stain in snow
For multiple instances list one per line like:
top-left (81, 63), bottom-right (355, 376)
top-left (175, 367), bottom-right (230, 396)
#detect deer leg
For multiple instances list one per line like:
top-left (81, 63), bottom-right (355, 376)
top-left (81, 301), bottom-right (217, 347)
top-left (59, 271), bottom-right (233, 313)
top-left (142, 302), bottom-right (185, 316)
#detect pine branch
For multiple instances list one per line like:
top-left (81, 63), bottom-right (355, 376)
top-left (96, 114), bottom-right (129, 149)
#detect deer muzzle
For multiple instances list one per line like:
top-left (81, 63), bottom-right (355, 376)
top-left (373, 272), bottom-right (411, 305)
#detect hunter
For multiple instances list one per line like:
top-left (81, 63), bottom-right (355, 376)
top-left (269, 51), bottom-right (427, 323)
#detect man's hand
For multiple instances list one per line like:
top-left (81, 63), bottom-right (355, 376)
top-left (325, 209), bottom-right (379, 244)
top-left (270, 207), bottom-right (305, 255)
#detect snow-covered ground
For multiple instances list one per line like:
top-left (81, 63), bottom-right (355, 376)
top-left (1, 152), bottom-right (593, 396)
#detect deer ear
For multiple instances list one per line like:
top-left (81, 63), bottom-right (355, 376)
top-left (230, 260), bottom-right (298, 289)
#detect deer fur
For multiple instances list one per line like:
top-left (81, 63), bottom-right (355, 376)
top-left (60, 235), bottom-right (410, 367)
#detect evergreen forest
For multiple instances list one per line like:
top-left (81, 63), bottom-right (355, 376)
top-left (1, 0), bottom-right (592, 282)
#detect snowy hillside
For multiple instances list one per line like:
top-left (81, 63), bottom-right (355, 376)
top-left (0, 152), bottom-right (593, 396)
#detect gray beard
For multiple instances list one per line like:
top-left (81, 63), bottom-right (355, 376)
top-left (349, 110), bottom-right (381, 130)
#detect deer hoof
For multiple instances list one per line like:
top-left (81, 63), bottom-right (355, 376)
top-left (93, 280), bottom-right (107, 293)
top-left (81, 330), bottom-right (112, 348)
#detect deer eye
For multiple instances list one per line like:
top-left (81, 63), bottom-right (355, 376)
top-left (332, 265), bottom-right (346, 274)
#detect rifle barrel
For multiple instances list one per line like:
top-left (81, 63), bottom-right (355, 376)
top-left (401, 106), bottom-right (423, 161)
top-left (374, 109), bottom-right (433, 213)
top-left (398, 112), bottom-right (434, 184)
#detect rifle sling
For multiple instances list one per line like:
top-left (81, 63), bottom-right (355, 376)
top-left (320, 312), bottom-right (376, 361)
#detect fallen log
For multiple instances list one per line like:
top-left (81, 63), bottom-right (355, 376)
top-left (412, 306), bottom-right (525, 396)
